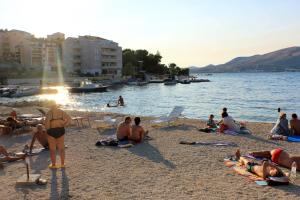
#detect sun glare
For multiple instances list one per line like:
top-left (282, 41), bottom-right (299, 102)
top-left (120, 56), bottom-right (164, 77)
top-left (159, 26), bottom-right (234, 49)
top-left (39, 86), bottom-right (71, 105)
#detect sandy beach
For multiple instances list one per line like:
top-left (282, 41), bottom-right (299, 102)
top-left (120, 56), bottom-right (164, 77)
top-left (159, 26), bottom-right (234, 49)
top-left (1, 105), bottom-right (300, 200)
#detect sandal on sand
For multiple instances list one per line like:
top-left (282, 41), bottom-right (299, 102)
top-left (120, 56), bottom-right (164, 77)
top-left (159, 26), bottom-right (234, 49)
top-left (48, 164), bottom-right (58, 169)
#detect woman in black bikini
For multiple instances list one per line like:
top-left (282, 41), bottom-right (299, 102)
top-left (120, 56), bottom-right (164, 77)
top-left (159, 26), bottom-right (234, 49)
top-left (45, 104), bottom-right (71, 169)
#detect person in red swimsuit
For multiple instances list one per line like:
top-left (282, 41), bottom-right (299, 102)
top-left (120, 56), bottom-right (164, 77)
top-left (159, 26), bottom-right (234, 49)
top-left (249, 149), bottom-right (300, 170)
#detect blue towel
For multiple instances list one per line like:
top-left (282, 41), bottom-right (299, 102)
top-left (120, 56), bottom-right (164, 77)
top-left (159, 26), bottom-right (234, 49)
top-left (287, 136), bottom-right (300, 142)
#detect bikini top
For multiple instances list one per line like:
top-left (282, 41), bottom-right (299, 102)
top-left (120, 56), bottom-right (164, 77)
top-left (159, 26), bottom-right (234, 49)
top-left (49, 110), bottom-right (64, 128)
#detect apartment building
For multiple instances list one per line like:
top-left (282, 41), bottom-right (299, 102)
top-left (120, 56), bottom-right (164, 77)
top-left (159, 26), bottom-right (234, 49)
top-left (63, 35), bottom-right (122, 77)
top-left (0, 29), bottom-right (122, 78)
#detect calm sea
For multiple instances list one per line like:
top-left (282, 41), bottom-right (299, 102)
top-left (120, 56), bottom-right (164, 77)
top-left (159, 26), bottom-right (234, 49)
top-left (1, 72), bottom-right (300, 122)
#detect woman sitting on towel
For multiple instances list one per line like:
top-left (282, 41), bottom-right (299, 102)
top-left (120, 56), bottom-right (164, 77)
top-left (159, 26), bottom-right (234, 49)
top-left (237, 153), bottom-right (286, 179)
top-left (221, 112), bottom-right (240, 133)
top-left (129, 117), bottom-right (148, 143)
top-left (270, 112), bottom-right (289, 136)
top-left (249, 149), bottom-right (300, 170)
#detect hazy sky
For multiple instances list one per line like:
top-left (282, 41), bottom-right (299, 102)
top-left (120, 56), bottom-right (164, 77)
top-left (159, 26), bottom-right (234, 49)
top-left (1, 0), bottom-right (300, 67)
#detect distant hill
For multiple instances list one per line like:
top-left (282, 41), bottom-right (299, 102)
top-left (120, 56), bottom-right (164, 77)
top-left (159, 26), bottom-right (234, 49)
top-left (191, 47), bottom-right (300, 73)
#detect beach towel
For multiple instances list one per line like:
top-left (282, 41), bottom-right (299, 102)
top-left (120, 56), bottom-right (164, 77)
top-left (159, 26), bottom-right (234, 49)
top-left (180, 141), bottom-right (238, 147)
top-left (15, 148), bottom-right (46, 156)
top-left (95, 138), bottom-right (133, 148)
top-left (287, 136), bottom-right (300, 142)
top-left (224, 158), bottom-right (289, 186)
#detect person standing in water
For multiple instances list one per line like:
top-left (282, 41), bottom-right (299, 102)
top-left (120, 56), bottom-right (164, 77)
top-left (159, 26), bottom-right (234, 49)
top-left (118, 96), bottom-right (124, 106)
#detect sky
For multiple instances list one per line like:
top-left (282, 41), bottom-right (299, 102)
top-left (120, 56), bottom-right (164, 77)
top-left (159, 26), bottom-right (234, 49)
top-left (1, 0), bottom-right (300, 67)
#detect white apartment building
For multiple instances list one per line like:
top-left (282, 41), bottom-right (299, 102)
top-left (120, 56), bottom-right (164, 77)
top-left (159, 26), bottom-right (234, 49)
top-left (63, 35), bottom-right (122, 77)
top-left (0, 29), bottom-right (123, 78)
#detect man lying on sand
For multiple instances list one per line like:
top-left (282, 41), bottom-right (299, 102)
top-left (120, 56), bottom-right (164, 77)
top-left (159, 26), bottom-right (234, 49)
top-left (0, 145), bottom-right (26, 165)
top-left (235, 150), bottom-right (287, 179)
top-left (249, 148), bottom-right (300, 170)
top-left (116, 116), bottom-right (131, 141)
top-left (129, 117), bottom-right (148, 143)
top-left (27, 124), bottom-right (49, 152)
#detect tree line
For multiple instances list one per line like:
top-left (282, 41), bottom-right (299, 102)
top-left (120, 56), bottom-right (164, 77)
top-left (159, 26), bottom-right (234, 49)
top-left (122, 49), bottom-right (189, 77)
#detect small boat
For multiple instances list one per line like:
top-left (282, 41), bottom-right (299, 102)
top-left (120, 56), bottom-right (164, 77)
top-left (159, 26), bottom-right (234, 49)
top-left (164, 79), bottom-right (177, 85)
top-left (9, 87), bottom-right (40, 98)
top-left (69, 79), bottom-right (107, 93)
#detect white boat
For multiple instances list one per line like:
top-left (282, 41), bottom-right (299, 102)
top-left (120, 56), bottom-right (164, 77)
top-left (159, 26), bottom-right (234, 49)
top-left (9, 87), bottom-right (40, 98)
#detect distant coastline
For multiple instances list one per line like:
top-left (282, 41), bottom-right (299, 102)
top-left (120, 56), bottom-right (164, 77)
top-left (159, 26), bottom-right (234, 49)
top-left (190, 46), bottom-right (300, 73)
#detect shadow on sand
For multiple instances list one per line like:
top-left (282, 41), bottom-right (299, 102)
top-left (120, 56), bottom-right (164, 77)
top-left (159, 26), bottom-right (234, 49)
top-left (0, 134), bottom-right (32, 148)
top-left (274, 183), bottom-right (300, 197)
top-left (158, 124), bottom-right (197, 132)
top-left (50, 169), bottom-right (70, 200)
top-left (128, 141), bottom-right (176, 169)
top-left (29, 151), bottom-right (49, 174)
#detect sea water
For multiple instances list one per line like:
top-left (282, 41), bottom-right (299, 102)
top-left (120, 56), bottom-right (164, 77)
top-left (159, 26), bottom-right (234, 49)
top-left (1, 72), bottom-right (300, 122)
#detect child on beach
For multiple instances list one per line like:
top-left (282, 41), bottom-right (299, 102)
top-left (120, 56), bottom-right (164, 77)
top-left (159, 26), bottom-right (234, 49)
top-left (199, 114), bottom-right (218, 133)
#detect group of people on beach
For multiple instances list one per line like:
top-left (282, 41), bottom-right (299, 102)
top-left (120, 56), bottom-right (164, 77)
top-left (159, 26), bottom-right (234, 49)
top-left (269, 110), bottom-right (300, 140)
top-left (201, 107), bottom-right (249, 134)
top-left (0, 104), bottom-right (71, 169)
top-left (116, 116), bottom-right (148, 143)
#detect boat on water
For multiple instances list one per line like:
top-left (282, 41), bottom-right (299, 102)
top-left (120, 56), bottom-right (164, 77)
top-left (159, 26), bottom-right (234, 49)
top-left (9, 87), bottom-right (40, 98)
top-left (69, 79), bottom-right (108, 93)
top-left (164, 79), bottom-right (177, 85)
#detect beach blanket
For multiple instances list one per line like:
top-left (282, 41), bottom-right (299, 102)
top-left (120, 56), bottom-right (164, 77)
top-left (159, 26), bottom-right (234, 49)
top-left (180, 141), bottom-right (238, 147)
top-left (288, 136), bottom-right (300, 142)
top-left (95, 138), bottom-right (133, 148)
top-left (15, 147), bottom-right (46, 157)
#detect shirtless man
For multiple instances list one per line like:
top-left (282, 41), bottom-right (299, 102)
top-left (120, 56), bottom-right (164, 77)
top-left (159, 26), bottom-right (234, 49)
top-left (250, 148), bottom-right (300, 170)
top-left (28, 124), bottom-right (49, 153)
top-left (290, 113), bottom-right (300, 136)
top-left (116, 117), bottom-right (131, 141)
top-left (129, 117), bottom-right (148, 143)
top-left (235, 150), bottom-right (286, 179)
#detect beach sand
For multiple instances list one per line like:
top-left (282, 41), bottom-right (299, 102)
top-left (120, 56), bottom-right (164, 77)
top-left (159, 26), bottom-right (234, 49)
top-left (1, 106), bottom-right (300, 200)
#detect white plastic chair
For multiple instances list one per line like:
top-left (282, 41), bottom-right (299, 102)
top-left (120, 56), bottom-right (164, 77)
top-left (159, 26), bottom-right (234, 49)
top-left (152, 106), bottom-right (184, 126)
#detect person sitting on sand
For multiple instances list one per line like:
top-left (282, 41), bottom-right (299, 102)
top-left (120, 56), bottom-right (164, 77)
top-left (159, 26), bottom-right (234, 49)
top-left (116, 116), bottom-right (131, 141)
top-left (118, 96), bottom-right (124, 106)
top-left (6, 116), bottom-right (23, 131)
top-left (221, 112), bottom-right (241, 133)
top-left (199, 114), bottom-right (218, 133)
top-left (207, 114), bottom-right (217, 128)
top-left (217, 107), bottom-right (227, 125)
top-left (249, 148), bottom-right (300, 170)
top-left (236, 152), bottom-right (286, 180)
top-left (270, 112), bottom-right (289, 136)
top-left (129, 117), bottom-right (148, 143)
top-left (0, 145), bottom-right (26, 163)
top-left (10, 109), bottom-right (17, 120)
top-left (290, 113), bottom-right (300, 136)
top-left (28, 124), bottom-right (49, 152)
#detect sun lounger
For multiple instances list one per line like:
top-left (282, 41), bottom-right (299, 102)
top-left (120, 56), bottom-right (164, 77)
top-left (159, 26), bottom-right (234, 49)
top-left (152, 106), bottom-right (184, 126)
